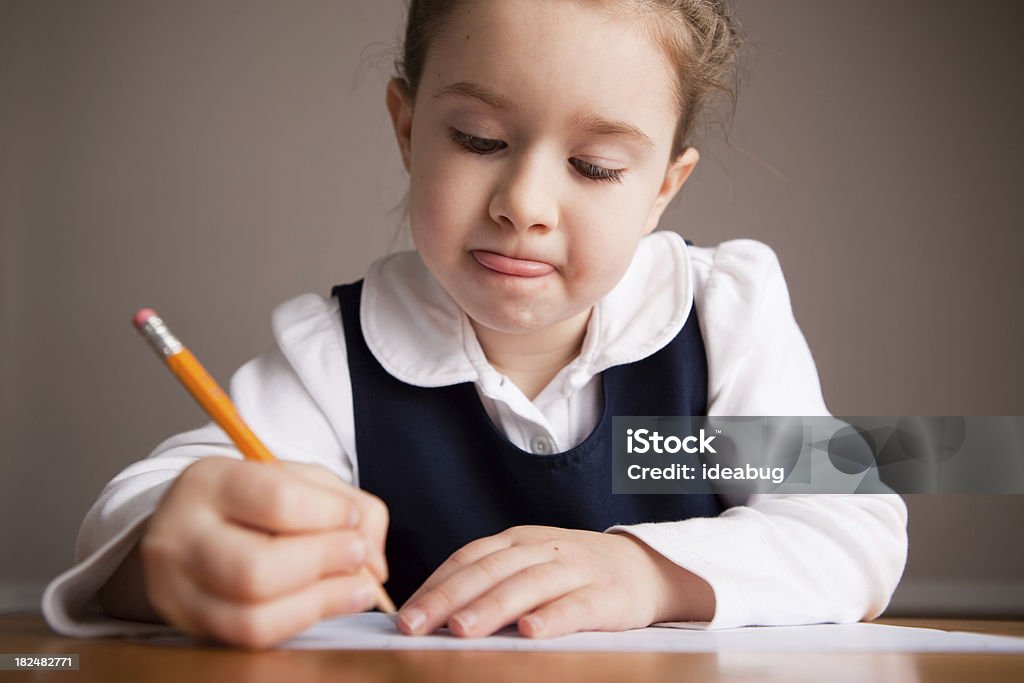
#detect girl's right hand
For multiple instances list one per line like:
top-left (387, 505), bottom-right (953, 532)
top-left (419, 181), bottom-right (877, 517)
top-left (140, 456), bottom-right (389, 649)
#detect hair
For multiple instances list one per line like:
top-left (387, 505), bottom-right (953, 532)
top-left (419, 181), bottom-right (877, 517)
top-left (393, 0), bottom-right (743, 158)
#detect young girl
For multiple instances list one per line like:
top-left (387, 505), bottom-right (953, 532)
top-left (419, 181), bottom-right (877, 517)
top-left (44, 0), bottom-right (907, 648)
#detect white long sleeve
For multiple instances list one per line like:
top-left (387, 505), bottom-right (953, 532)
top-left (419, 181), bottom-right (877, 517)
top-left (42, 233), bottom-right (907, 636)
top-left (608, 240), bottom-right (907, 628)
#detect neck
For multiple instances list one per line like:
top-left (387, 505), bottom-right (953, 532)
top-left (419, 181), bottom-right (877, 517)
top-left (471, 309), bottom-right (592, 401)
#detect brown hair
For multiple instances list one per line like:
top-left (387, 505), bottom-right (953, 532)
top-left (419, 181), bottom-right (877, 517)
top-left (393, 0), bottom-right (742, 158)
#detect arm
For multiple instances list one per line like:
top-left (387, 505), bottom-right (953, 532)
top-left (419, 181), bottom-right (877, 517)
top-left (610, 493), bottom-right (907, 628)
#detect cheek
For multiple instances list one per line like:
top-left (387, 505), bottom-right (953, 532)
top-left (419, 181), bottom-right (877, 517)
top-left (409, 150), bottom-right (485, 227)
top-left (566, 236), bottom-right (636, 295)
top-left (570, 197), bottom-right (647, 248)
top-left (576, 179), bottom-right (656, 230)
top-left (408, 174), bottom-right (454, 248)
top-left (564, 203), bottom-right (649, 292)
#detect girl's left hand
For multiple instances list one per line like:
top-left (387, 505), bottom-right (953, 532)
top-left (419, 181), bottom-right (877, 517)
top-left (395, 525), bottom-right (715, 639)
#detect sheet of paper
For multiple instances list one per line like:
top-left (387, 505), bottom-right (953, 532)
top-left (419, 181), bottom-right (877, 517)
top-left (146, 613), bottom-right (1024, 653)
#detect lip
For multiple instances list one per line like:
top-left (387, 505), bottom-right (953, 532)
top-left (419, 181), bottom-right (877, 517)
top-left (471, 250), bottom-right (555, 277)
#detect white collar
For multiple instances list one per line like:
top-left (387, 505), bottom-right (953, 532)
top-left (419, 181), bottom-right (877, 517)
top-left (360, 230), bottom-right (693, 388)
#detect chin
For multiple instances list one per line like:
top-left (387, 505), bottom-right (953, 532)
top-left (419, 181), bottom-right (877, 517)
top-left (467, 304), bottom-right (554, 336)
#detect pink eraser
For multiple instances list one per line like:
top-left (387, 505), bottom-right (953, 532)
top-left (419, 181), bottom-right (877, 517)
top-left (133, 308), bottom-right (158, 329)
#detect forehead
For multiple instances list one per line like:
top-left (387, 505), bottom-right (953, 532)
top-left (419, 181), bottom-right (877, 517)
top-left (419, 0), bottom-right (679, 142)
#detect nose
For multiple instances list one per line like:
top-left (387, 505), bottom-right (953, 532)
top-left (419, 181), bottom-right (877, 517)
top-left (488, 155), bottom-right (558, 233)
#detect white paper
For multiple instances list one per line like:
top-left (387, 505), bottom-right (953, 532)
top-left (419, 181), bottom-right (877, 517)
top-left (145, 613), bottom-right (1024, 653)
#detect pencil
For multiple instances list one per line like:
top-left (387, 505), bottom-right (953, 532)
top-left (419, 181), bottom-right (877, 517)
top-left (132, 307), bottom-right (396, 614)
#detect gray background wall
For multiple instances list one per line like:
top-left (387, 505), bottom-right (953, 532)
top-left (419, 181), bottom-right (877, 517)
top-left (2, 0), bottom-right (1022, 616)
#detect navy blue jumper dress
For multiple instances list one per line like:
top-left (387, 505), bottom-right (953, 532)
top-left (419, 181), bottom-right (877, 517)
top-left (332, 281), bottom-right (723, 606)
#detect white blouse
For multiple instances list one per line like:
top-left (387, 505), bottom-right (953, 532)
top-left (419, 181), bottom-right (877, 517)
top-left (43, 231), bottom-right (908, 637)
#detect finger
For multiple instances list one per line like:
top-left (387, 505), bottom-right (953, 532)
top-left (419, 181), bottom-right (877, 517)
top-left (224, 573), bottom-right (379, 649)
top-left (518, 584), bottom-right (620, 639)
top-left (159, 568), bottom-right (379, 649)
top-left (448, 561), bottom-right (583, 638)
top-left (271, 462), bottom-right (391, 583)
top-left (397, 543), bottom-right (548, 635)
top-left (403, 532), bottom-right (514, 607)
top-left (276, 461), bottom-right (352, 493)
top-left (186, 522), bottom-right (372, 602)
top-left (351, 491), bottom-right (390, 583)
top-left (216, 460), bottom-right (360, 533)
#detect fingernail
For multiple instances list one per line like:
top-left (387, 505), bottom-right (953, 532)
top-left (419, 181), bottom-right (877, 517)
top-left (451, 610), bottom-right (477, 633)
top-left (521, 614), bottom-right (544, 635)
top-left (399, 607), bottom-right (426, 632)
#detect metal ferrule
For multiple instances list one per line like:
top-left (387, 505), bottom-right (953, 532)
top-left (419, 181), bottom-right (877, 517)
top-left (137, 314), bottom-right (183, 358)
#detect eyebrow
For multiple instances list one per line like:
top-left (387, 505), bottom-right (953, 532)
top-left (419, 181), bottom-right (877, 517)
top-left (434, 81), bottom-right (518, 112)
top-left (434, 80), bottom-right (656, 149)
top-left (571, 112), bottom-right (656, 150)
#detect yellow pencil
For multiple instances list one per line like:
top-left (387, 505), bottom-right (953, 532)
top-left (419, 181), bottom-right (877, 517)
top-left (132, 307), bottom-right (396, 614)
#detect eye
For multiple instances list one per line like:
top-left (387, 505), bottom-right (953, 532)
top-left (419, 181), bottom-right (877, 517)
top-left (570, 158), bottom-right (625, 184)
top-left (449, 128), bottom-right (507, 155)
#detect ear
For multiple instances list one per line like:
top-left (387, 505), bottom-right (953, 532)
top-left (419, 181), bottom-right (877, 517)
top-left (643, 147), bottom-right (700, 234)
top-left (386, 79), bottom-right (414, 172)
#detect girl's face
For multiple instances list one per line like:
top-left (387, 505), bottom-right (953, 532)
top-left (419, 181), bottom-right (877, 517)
top-left (388, 0), bottom-right (698, 337)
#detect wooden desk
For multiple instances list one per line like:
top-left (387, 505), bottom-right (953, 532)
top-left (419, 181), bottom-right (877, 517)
top-left (2, 614), bottom-right (1022, 683)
